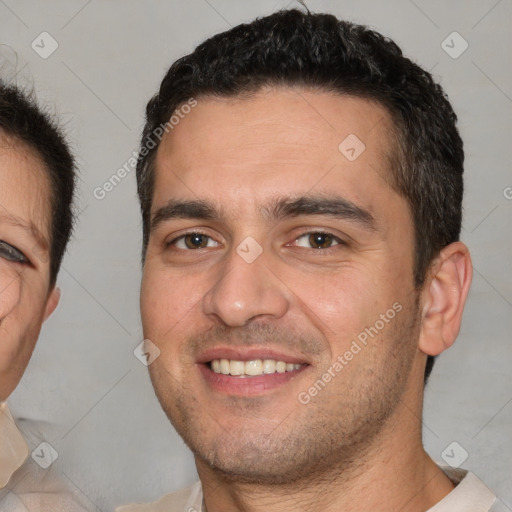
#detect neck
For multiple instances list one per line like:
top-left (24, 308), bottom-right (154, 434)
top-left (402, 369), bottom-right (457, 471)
top-left (196, 382), bottom-right (454, 512)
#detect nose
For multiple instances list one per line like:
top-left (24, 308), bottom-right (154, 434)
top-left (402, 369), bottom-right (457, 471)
top-left (202, 242), bottom-right (290, 327)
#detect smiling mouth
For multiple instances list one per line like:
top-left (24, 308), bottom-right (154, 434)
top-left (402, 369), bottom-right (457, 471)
top-left (208, 358), bottom-right (306, 377)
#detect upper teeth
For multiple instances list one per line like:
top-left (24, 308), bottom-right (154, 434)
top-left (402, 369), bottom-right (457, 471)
top-left (210, 359), bottom-right (303, 376)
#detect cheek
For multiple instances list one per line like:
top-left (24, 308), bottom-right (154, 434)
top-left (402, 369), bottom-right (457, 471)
top-left (140, 266), bottom-right (204, 343)
top-left (284, 265), bottom-right (381, 337)
top-left (0, 265), bottom-right (53, 343)
top-left (288, 261), bottom-right (407, 364)
top-left (0, 264), bottom-right (22, 319)
top-left (0, 267), bottom-right (47, 397)
top-left (0, 267), bottom-right (23, 371)
top-left (141, 268), bottom-right (203, 394)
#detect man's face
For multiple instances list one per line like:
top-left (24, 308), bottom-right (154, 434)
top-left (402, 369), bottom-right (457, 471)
top-left (0, 140), bottom-right (58, 400)
top-left (141, 88), bottom-right (423, 483)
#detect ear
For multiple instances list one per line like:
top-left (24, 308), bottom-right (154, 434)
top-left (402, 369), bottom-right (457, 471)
top-left (418, 242), bottom-right (472, 356)
top-left (44, 286), bottom-right (61, 321)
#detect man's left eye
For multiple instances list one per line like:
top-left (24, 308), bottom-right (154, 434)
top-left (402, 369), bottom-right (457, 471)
top-left (294, 232), bottom-right (342, 249)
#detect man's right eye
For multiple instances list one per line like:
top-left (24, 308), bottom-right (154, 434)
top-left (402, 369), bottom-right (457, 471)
top-left (169, 233), bottom-right (219, 250)
top-left (0, 240), bottom-right (28, 263)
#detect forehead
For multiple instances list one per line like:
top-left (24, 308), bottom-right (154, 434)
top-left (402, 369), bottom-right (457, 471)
top-left (0, 137), bottom-right (51, 244)
top-left (152, 87), bottom-right (401, 220)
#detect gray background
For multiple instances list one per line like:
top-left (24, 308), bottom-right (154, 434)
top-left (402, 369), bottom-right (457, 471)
top-left (1, 0), bottom-right (511, 510)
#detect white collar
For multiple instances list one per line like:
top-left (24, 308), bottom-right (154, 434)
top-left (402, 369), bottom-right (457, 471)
top-left (428, 466), bottom-right (496, 512)
top-left (0, 402), bottom-right (29, 489)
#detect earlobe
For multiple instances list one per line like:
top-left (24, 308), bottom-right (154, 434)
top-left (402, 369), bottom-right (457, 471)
top-left (44, 286), bottom-right (61, 321)
top-left (418, 242), bottom-right (473, 356)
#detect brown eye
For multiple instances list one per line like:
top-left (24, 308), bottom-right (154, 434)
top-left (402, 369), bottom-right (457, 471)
top-left (169, 233), bottom-right (219, 250)
top-left (294, 232), bottom-right (341, 249)
top-left (308, 233), bottom-right (335, 249)
top-left (184, 233), bottom-right (209, 249)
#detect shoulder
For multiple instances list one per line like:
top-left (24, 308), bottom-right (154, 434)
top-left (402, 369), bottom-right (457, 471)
top-left (429, 465), bottom-right (496, 512)
top-left (115, 481), bottom-right (203, 512)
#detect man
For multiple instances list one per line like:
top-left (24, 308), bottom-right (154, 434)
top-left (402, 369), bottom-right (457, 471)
top-left (121, 8), bottom-right (497, 511)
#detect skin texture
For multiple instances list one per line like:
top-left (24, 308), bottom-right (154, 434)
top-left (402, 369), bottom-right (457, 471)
top-left (140, 87), bottom-right (472, 512)
top-left (0, 138), bottom-right (60, 401)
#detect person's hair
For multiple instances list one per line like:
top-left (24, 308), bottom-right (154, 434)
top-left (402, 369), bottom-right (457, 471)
top-left (0, 80), bottom-right (76, 288)
top-left (136, 9), bottom-right (464, 383)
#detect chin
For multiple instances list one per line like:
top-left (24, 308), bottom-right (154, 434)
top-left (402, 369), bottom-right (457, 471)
top-left (189, 425), bottom-right (336, 486)
top-left (198, 448), bottom-right (319, 486)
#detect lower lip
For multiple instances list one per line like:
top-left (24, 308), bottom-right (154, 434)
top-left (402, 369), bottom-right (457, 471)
top-left (198, 363), bottom-right (307, 396)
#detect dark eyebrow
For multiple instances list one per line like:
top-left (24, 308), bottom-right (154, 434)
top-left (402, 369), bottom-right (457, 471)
top-left (151, 199), bottom-right (221, 232)
top-left (151, 195), bottom-right (376, 233)
top-left (264, 195), bottom-right (377, 231)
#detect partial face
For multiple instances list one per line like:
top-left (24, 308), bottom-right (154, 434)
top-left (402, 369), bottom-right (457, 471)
top-left (141, 88), bottom-right (422, 483)
top-left (0, 138), bottom-right (58, 400)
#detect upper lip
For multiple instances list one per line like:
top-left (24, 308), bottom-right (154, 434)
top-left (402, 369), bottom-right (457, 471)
top-left (196, 347), bottom-right (309, 365)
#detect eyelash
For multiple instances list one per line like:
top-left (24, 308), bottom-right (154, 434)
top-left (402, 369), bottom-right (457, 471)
top-left (166, 230), bottom-right (346, 251)
top-left (292, 231), bottom-right (345, 250)
top-left (168, 231), bottom-right (219, 250)
top-left (0, 240), bottom-right (29, 264)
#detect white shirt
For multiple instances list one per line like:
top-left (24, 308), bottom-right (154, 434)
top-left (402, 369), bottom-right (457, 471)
top-left (0, 402), bottom-right (93, 512)
top-left (116, 466), bottom-right (498, 512)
